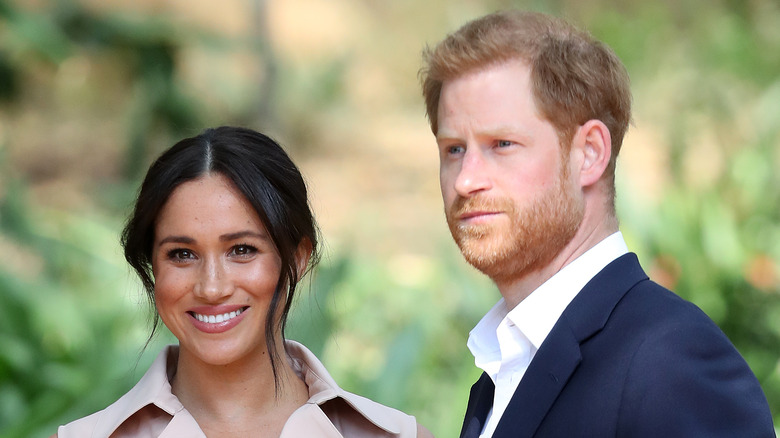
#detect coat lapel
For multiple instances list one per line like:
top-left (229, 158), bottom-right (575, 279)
top-left (460, 372), bottom-right (495, 438)
top-left (492, 253), bottom-right (648, 437)
top-left (492, 322), bottom-right (582, 437)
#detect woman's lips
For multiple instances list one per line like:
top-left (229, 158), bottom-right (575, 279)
top-left (187, 305), bottom-right (249, 334)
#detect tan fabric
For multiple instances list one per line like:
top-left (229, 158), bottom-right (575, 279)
top-left (57, 341), bottom-right (418, 437)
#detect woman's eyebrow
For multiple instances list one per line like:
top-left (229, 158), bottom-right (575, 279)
top-left (219, 230), bottom-right (270, 242)
top-left (156, 231), bottom-right (270, 246)
top-left (157, 235), bottom-right (195, 246)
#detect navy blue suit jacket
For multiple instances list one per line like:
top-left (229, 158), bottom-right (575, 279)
top-left (461, 253), bottom-right (775, 437)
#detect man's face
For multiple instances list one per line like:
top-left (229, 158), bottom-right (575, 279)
top-left (436, 60), bottom-right (584, 284)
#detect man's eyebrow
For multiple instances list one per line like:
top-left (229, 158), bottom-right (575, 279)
top-left (436, 135), bottom-right (461, 145)
top-left (437, 126), bottom-right (531, 143)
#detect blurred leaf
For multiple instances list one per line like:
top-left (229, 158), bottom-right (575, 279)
top-left (0, 3), bottom-right (71, 63)
top-left (700, 195), bottom-right (744, 273)
top-left (0, 1), bottom-right (779, 434)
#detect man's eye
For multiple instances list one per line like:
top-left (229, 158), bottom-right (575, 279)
top-left (497, 140), bottom-right (514, 148)
top-left (448, 145), bottom-right (465, 155)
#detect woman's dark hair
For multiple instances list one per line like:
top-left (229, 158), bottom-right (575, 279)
top-left (121, 126), bottom-right (320, 390)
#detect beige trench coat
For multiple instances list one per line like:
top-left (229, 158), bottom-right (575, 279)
top-left (57, 341), bottom-right (419, 437)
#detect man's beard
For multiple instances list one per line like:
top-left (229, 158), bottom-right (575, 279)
top-left (446, 164), bottom-right (584, 285)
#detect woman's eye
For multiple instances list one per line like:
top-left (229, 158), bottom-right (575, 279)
top-left (167, 249), bottom-right (195, 261)
top-left (230, 244), bottom-right (257, 257)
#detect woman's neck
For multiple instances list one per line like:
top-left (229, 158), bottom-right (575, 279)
top-left (170, 341), bottom-right (309, 437)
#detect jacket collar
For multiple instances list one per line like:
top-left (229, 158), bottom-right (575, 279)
top-left (459, 372), bottom-right (495, 438)
top-left (490, 253), bottom-right (648, 437)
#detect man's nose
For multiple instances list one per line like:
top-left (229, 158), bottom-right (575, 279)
top-left (454, 148), bottom-right (492, 197)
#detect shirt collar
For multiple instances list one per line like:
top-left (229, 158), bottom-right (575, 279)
top-left (468, 232), bottom-right (628, 365)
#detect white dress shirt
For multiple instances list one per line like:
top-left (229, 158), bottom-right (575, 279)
top-left (467, 232), bottom-right (629, 437)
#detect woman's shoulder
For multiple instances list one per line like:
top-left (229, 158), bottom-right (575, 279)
top-left (282, 400), bottom-right (433, 437)
top-left (285, 340), bottom-right (432, 437)
top-left (55, 408), bottom-right (114, 438)
top-left (55, 346), bottom-right (181, 438)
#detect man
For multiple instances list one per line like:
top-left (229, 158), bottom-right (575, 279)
top-left (420, 10), bottom-right (775, 437)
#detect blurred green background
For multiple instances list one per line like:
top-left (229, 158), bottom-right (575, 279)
top-left (0, 0), bottom-right (778, 436)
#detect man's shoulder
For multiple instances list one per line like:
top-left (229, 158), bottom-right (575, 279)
top-left (593, 274), bottom-right (743, 364)
top-left (619, 277), bottom-right (713, 325)
top-left (572, 253), bottom-right (728, 345)
top-left (588, 253), bottom-right (712, 326)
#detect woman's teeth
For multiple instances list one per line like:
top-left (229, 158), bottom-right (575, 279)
top-left (192, 308), bottom-right (244, 324)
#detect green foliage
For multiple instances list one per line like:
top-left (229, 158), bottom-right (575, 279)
top-left (0, 179), bottom-right (161, 437)
top-left (0, 0), bottom-right (778, 436)
top-left (610, 2), bottom-right (780, 429)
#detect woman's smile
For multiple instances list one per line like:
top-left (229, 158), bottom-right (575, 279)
top-left (187, 305), bottom-right (250, 333)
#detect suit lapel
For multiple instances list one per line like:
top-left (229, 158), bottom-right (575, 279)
top-left (492, 322), bottom-right (582, 437)
top-left (492, 253), bottom-right (648, 437)
top-left (460, 372), bottom-right (495, 438)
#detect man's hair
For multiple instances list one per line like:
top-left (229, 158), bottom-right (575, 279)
top-left (420, 10), bottom-right (632, 196)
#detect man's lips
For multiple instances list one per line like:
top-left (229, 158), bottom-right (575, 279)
top-left (458, 210), bottom-right (502, 221)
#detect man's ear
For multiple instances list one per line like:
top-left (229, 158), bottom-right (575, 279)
top-left (572, 119), bottom-right (612, 188)
top-left (294, 238), bottom-right (313, 279)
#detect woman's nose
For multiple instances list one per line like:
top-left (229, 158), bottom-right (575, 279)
top-left (193, 258), bottom-right (234, 302)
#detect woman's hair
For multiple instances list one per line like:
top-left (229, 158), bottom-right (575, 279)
top-left (121, 126), bottom-right (320, 389)
top-left (420, 10), bottom-right (632, 202)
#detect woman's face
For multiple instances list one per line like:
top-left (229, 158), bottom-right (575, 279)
top-left (152, 173), bottom-right (281, 366)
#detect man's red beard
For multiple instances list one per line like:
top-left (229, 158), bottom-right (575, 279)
top-left (446, 164), bottom-right (584, 285)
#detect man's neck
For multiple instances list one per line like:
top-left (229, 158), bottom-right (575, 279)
top-left (497, 219), bottom-right (618, 310)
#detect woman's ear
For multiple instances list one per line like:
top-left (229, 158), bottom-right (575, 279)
top-left (294, 238), bottom-right (313, 279)
top-left (572, 119), bottom-right (612, 188)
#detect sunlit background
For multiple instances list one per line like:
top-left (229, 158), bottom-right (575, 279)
top-left (0, 0), bottom-right (778, 436)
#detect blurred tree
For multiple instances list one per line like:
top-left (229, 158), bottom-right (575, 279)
top-left (51, 3), bottom-right (205, 179)
top-left (0, 0), bottom-right (778, 436)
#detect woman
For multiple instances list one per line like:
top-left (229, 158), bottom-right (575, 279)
top-left (55, 127), bottom-right (433, 437)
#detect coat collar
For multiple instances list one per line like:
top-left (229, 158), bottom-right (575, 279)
top-left (285, 340), bottom-right (406, 435)
top-left (91, 345), bottom-right (205, 437)
top-left (84, 341), bottom-right (407, 437)
top-left (489, 253), bottom-right (648, 437)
